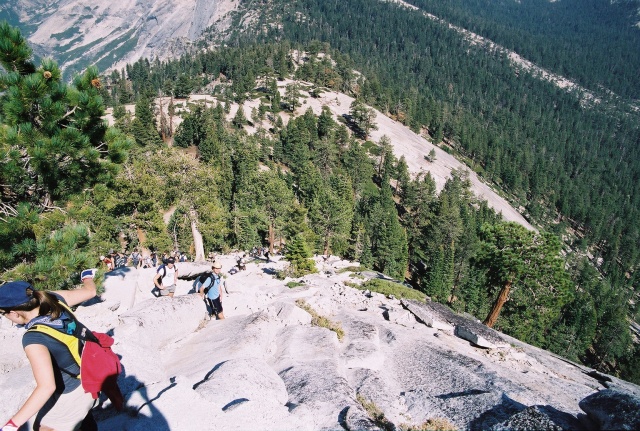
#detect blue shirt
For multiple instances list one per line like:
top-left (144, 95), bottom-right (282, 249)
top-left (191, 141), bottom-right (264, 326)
top-left (201, 274), bottom-right (221, 300)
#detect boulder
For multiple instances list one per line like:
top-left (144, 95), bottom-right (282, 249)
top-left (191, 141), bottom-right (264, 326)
top-left (579, 389), bottom-right (640, 430)
top-left (455, 325), bottom-right (498, 349)
top-left (489, 406), bottom-right (564, 430)
top-left (401, 300), bottom-right (509, 348)
top-left (401, 299), bottom-right (454, 331)
top-left (343, 405), bottom-right (383, 431)
top-left (266, 301), bottom-right (313, 325)
top-left (382, 307), bottom-right (417, 328)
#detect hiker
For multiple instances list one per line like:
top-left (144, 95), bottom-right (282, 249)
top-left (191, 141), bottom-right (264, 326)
top-left (150, 251), bottom-right (158, 267)
top-left (198, 261), bottom-right (225, 320)
top-left (128, 248), bottom-right (142, 269)
top-left (237, 253), bottom-right (247, 271)
top-left (100, 254), bottom-right (114, 271)
top-left (153, 257), bottom-right (177, 298)
top-left (142, 254), bottom-right (153, 269)
top-left (113, 252), bottom-right (126, 269)
top-left (0, 270), bottom-right (98, 431)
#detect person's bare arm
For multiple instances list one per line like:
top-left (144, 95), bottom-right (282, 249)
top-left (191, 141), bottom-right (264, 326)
top-left (7, 344), bottom-right (57, 428)
top-left (55, 273), bottom-right (97, 307)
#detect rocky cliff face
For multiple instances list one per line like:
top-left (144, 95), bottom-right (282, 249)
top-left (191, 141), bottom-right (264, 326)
top-left (4, 0), bottom-right (240, 77)
top-left (1, 255), bottom-right (639, 430)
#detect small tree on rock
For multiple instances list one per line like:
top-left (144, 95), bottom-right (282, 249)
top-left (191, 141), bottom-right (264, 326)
top-left (285, 234), bottom-right (317, 277)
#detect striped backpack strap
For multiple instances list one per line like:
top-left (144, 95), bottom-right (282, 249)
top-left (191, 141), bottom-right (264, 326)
top-left (27, 324), bottom-right (82, 378)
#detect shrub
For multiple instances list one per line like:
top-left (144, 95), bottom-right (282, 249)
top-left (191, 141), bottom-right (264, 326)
top-left (399, 418), bottom-right (457, 431)
top-left (357, 279), bottom-right (427, 302)
top-left (336, 265), bottom-right (364, 274)
top-left (356, 394), bottom-right (394, 431)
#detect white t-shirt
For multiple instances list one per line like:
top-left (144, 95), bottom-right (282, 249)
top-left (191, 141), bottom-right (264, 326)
top-left (157, 264), bottom-right (177, 286)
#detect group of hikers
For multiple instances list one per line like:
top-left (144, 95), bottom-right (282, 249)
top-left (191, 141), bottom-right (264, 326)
top-left (151, 255), bottom-right (226, 320)
top-left (0, 249), bottom-right (233, 430)
top-left (100, 249), bottom-right (190, 271)
top-left (0, 237), bottom-right (295, 431)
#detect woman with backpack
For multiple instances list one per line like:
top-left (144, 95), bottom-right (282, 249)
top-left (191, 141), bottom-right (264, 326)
top-left (0, 270), bottom-right (98, 431)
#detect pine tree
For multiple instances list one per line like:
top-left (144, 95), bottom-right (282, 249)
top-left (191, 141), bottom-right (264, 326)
top-left (131, 94), bottom-right (162, 146)
top-left (258, 171), bottom-right (297, 253)
top-left (285, 234), bottom-right (317, 277)
top-left (232, 104), bottom-right (248, 128)
top-left (0, 23), bottom-right (131, 281)
top-left (0, 23), bottom-right (130, 205)
top-left (476, 222), bottom-right (573, 339)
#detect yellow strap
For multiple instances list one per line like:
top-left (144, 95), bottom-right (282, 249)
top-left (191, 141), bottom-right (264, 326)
top-left (29, 324), bottom-right (82, 370)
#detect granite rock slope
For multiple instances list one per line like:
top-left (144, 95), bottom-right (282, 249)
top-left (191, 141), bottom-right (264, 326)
top-left (1, 255), bottom-right (639, 430)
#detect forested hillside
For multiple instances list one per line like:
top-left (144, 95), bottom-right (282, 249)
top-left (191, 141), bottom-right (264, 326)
top-left (406, 0), bottom-right (640, 100)
top-left (1, 0), bottom-right (639, 383)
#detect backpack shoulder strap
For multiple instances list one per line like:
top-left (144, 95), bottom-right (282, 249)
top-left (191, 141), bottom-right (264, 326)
top-left (28, 324), bottom-right (82, 377)
top-left (56, 300), bottom-right (99, 344)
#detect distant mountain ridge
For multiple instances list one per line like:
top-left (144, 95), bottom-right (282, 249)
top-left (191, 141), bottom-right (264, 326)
top-left (5, 0), bottom-right (639, 100)
top-left (1, 0), bottom-right (241, 78)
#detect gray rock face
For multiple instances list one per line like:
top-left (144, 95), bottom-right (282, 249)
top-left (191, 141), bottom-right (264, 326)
top-left (455, 325), bottom-right (499, 349)
top-left (6, 0), bottom-right (242, 76)
top-left (343, 405), bottom-right (383, 431)
top-left (488, 406), bottom-right (567, 431)
top-left (579, 389), bottom-right (640, 430)
top-left (2, 260), bottom-right (639, 430)
top-left (401, 299), bottom-right (453, 331)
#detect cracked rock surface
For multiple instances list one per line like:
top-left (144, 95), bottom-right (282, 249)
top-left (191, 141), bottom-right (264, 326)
top-left (1, 255), bottom-right (638, 430)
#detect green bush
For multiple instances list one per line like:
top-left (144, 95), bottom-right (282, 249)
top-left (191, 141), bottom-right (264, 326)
top-left (357, 279), bottom-right (427, 301)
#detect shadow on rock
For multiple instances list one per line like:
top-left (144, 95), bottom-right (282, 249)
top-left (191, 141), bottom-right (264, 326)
top-left (262, 267), bottom-right (278, 276)
top-left (470, 393), bottom-right (582, 431)
top-left (94, 367), bottom-right (172, 431)
top-left (579, 388), bottom-right (640, 430)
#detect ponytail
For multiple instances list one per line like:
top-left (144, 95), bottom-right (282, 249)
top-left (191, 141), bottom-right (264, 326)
top-left (8, 290), bottom-right (66, 319)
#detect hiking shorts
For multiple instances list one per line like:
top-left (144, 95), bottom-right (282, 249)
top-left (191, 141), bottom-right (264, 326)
top-left (160, 284), bottom-right (176, 296)
top-left (208, 296), bottom-right (223, 313)
top-left (35, 383), bottom-right (95, 431)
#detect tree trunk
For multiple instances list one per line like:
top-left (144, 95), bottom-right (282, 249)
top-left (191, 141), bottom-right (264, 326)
top-left (189, 209), bottom-right (205, 262)
top-left (268, 223), bottom-right (275, 253)
top-left (484, 281), bottom-right (511, 328)
top-left (169, 95), bottom-right (174, 137)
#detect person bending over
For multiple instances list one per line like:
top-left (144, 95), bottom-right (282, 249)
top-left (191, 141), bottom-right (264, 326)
top-left (0, 270), bottom-right (98, 431)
